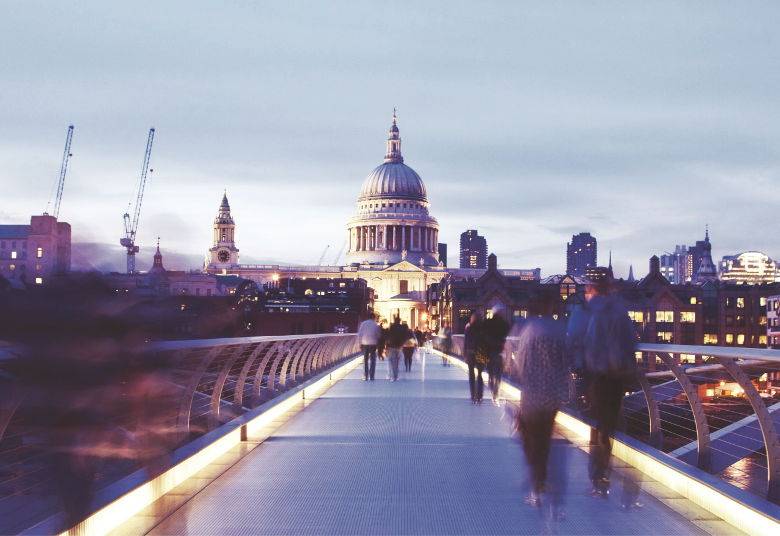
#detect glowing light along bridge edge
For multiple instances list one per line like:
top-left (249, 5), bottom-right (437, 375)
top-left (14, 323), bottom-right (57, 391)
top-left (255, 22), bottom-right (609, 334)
top-left (39, 352), bottom-right (363, 536)
top-left (432, 348), bottom-right (780, 536)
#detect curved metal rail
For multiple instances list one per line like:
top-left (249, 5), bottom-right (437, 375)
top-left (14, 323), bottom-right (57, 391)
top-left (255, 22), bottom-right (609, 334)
top-left (440, 334), bottom-right (780, 502)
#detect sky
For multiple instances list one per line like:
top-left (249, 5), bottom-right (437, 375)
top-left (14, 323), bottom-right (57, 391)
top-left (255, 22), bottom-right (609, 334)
top-left (2, 1), bottom-right (779, 277)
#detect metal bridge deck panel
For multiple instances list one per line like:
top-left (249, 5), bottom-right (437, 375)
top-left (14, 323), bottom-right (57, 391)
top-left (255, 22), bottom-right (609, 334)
top-left (149, 353), bottom-right (712, 535)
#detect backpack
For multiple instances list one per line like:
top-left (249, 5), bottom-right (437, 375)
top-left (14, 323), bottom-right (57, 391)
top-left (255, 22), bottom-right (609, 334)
top-left (584, 297), bottom-right (637, 379)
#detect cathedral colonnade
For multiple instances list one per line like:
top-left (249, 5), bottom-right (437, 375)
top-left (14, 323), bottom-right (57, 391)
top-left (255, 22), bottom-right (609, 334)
top-left (350, 224), bottom-right (438, 253)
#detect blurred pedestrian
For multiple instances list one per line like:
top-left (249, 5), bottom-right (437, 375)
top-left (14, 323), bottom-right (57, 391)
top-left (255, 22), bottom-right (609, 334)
top-left (582, 282), bottom-right (641, 508)
top-left (385, 316), bottom-right (407, 381)
top-left (377, 319), bottom-right (388, 361)
top-left (403, 326), bottom-right (417, 372)
top-left (483, 305), bottom-right (510, 404)
top-left (438, 322), bottom-right (452, 365)
top-left (357, 313), bottom-right (381, 381)
top-left (511, 305), bottom-right (571, 513)
top-left (464, 311), bottom-right (485, 403)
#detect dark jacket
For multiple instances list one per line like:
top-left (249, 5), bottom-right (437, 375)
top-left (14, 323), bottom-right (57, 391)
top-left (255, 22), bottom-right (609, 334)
top-left (481, 315), bottom-right (509, 355)
top-left (386, 322), bottom-right (410, 348)
top-left (464, 320), bottom-right (482, 360)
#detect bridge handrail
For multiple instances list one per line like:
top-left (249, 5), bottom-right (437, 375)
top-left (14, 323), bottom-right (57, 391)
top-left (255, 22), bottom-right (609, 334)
top-left (0, 333), bottom-right (360, 535)
top-left (442, 334), bottom-right (780, 503)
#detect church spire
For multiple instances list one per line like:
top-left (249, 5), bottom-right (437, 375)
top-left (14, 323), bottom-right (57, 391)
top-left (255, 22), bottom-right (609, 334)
top-left (627, 264), bottom-right (635, 282)
top-left (384, 108), bottom-right (403, 163)
top-left (150, 236), bottom-right (165, 273)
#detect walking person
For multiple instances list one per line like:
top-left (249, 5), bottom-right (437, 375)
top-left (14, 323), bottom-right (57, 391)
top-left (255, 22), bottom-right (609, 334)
top-left (377, 320), bottom-right (388, 361)
top-left (438, 322), bottom-right (452, 365)
top-left (357, 313), bottom-right (381, 381)
top-left (385, 316), bottom-right (407, 381)
top-left (483, 305), bottom-right (510, 404)
top-left (402, 327), bottom-right (417, 372)
top-left (582, 282), bottom-right (641, 509)
top-left (464, 311), bottom-right (485, 403)
top-left (511, 304), bottom-right (571, 513)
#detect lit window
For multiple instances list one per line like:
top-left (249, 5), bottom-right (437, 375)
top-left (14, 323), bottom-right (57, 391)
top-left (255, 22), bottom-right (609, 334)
top-left (725, 333), bottom-right (734, 344)
top-left (703, 333), bottom-right (718, 345)
top-left (680, 353), bottom-right (695, 364)
top-left (760, 297), bottom-right (767, 307)
top-left (34, 277), bottom-right (43, 285)
top-left (36, 247), bottom-right (43, 258)
top-left (690, 297), bottom-right (697, 305)
top-left (736, 297), bottom-right (745, 309)
top-left (737, 334), bottom-right (745, 345)
top-left (680, 311), bottom-right (696, 323)
top-left (628, 311), bottom-right (644, 322)
top-left (9, 264), bottom-right (15, 271)
top-left (759, 335), bottom-right (767, 345)
top-left (656, 331), bottom-right (673, 342)
top-left (10, 251), bottom-right (17, 259)
top-left (655, 310), bottom-right (674, 322)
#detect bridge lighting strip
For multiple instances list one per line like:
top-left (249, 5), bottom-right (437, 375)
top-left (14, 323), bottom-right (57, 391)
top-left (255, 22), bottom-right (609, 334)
top-left (54, 355), bottom-right (363, 536)
top-left (432, 349), bottom-right (780, 536)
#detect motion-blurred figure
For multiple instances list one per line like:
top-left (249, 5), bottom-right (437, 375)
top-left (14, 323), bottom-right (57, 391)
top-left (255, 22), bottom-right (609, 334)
top-left (512, 305), bottom-right (571, 513)
top-left (464, 311), bottom-right (484, 403)
top-left (582, 281), bottom-right (641, 509)
top-left (357, 313), bottom-right (381, 381)
top-left (483, 305), bottom-right (510, 405)
top-left (438, 322), bottom-right (452, 365)
top-left (403, 324), bottom-right (417, 372)
top-left (385, 316), bottom-right (408, 381)
top-left (377, 320), bottom-right (388, 361)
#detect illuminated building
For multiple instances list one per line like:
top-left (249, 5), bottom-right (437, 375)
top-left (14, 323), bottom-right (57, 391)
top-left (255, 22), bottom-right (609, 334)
top-left (719, 251), bottom-right (780, 285)
top-left (658, 228), bottom-right (715, 284)
top-left (203, 113), bottom-right (449, 329)
top-left (459, 229), bottom-right (487, 269)
top-left (0, 214), bottom-right (71, 286)
top-left (566, 232), bottom-right (597, 276)
top-left (767, 294), bottom-right (780, 349)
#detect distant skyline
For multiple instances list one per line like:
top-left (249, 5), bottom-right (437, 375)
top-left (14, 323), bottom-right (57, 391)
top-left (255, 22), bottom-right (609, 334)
top-left (3, 2), bottom-right (779, 277)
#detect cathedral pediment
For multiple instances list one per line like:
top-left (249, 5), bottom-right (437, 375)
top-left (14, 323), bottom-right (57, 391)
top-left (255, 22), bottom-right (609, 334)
top-left (380, 260), bottom-right (427, 273)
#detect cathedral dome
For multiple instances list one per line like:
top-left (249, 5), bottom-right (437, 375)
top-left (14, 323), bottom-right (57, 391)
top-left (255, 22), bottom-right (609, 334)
top-left (358, 162), bottom-right (426, 201)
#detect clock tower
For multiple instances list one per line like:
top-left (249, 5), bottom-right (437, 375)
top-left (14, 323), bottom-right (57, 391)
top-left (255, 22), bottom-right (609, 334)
top-left (208, 191), bottom-right (239, 268)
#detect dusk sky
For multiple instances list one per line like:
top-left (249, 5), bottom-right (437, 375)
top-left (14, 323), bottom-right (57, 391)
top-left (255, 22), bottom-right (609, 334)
top-left (2, 1), bottom-right (779, 277)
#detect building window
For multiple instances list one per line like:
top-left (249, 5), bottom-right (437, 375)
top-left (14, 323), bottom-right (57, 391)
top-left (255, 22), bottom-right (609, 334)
top-left (399, 280), bottom-right (408, 294)
top-left (680, 311), bottom-right (696, 323)
top-left (759, 335), bottom-right (768, 345)
top-left (703, 333), bottom-right (718, 345)
top-left (760, 297), bottom-right (767, 307)
top-left (35, 277), bottom-right (43, 285)
top-left (9, 264), bottom-right (15, 271)
top-left (680, 353), bottom-right (695, 364)
top-left (737, 333), bottom-right (746, 345)
top-left (656, 331), bottom-right (673, 343)
top-left (725, 297), bottom-right (734, 308)
top-left (10, 251), bottom-right (17, 259)
top-left (655, 310), bottom-right (673, 323)
top-left (629, 311), bottom-right (644, 322)
top-left (725, 333), bottom-right (734, 344)
top-left (690, 297), bottom-right (697, 305)
top-left (36, 247), bottom-right (43, 258)
top-left (736, 297), bottom-right (745, 309)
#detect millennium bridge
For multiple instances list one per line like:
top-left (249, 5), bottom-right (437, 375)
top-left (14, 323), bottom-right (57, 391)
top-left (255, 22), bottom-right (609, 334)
top-left (1, 334), bottom-right (779, 535)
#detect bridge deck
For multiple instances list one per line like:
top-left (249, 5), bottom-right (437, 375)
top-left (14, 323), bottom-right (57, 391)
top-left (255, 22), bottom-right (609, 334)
top-left (128, 351), bottom-right (740, 535)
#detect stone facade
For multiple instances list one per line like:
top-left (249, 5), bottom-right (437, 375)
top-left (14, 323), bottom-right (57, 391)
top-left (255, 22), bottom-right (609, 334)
top-left (0, 214), bottom-right (71, 286)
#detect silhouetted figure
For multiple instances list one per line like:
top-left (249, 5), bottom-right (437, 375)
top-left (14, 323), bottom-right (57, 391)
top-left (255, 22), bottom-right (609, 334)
top-left (512, 310), bottom-right (571, 514)
top-left (385, 316), bottom-right (408, 381)
top-left (483, 306), bottom-right (510, 404)
top-left (403, 324), bottom-right (417, 372)
top-left (377, 320), bottom-right (388, 361)
top-left (357, 313), bottom-right (381, 381)
top-left (438, 322), bottom-right (452, 365)
top-left (464, 312), bottom-right (484, 403)
top-left (582, 283), bottom-right (641, 508)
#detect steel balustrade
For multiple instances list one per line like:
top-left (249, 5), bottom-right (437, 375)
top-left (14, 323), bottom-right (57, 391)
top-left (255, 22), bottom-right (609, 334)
top-left (439, 334), bottom-right (780, 502)
top-left (0, 333), bottom-right (359, 534)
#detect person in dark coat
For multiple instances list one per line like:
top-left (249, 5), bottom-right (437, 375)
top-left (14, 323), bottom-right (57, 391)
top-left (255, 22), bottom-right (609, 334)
top-left (464, 311), bottom-right (484, 403)
top-left (482, 306), bottom-right (510, 404)
top-left (385, 316), bottom-right (409, 381)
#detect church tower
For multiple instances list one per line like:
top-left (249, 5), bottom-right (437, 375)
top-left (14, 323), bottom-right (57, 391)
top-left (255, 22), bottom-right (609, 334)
top-left (208, 191), bottom-right (239, 268)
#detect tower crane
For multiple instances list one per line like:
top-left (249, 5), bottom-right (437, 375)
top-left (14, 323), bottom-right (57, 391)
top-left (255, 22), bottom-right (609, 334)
top-left (120, 128), bottom-right (155, 274)
top-left (317, 245), bottom-right (330, 266)
top-left (44, 125), bottom-right (74, 219)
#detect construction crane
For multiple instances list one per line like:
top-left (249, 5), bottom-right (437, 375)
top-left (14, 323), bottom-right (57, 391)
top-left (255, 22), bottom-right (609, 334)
top-left (44, 125), bottom-right (74, 219)
top-left (332, 241), bottom-right (346, 266)
top-left (317, 245), bottom-right (330, 266)
top-left (120, 128), bottom-right (155, 274)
